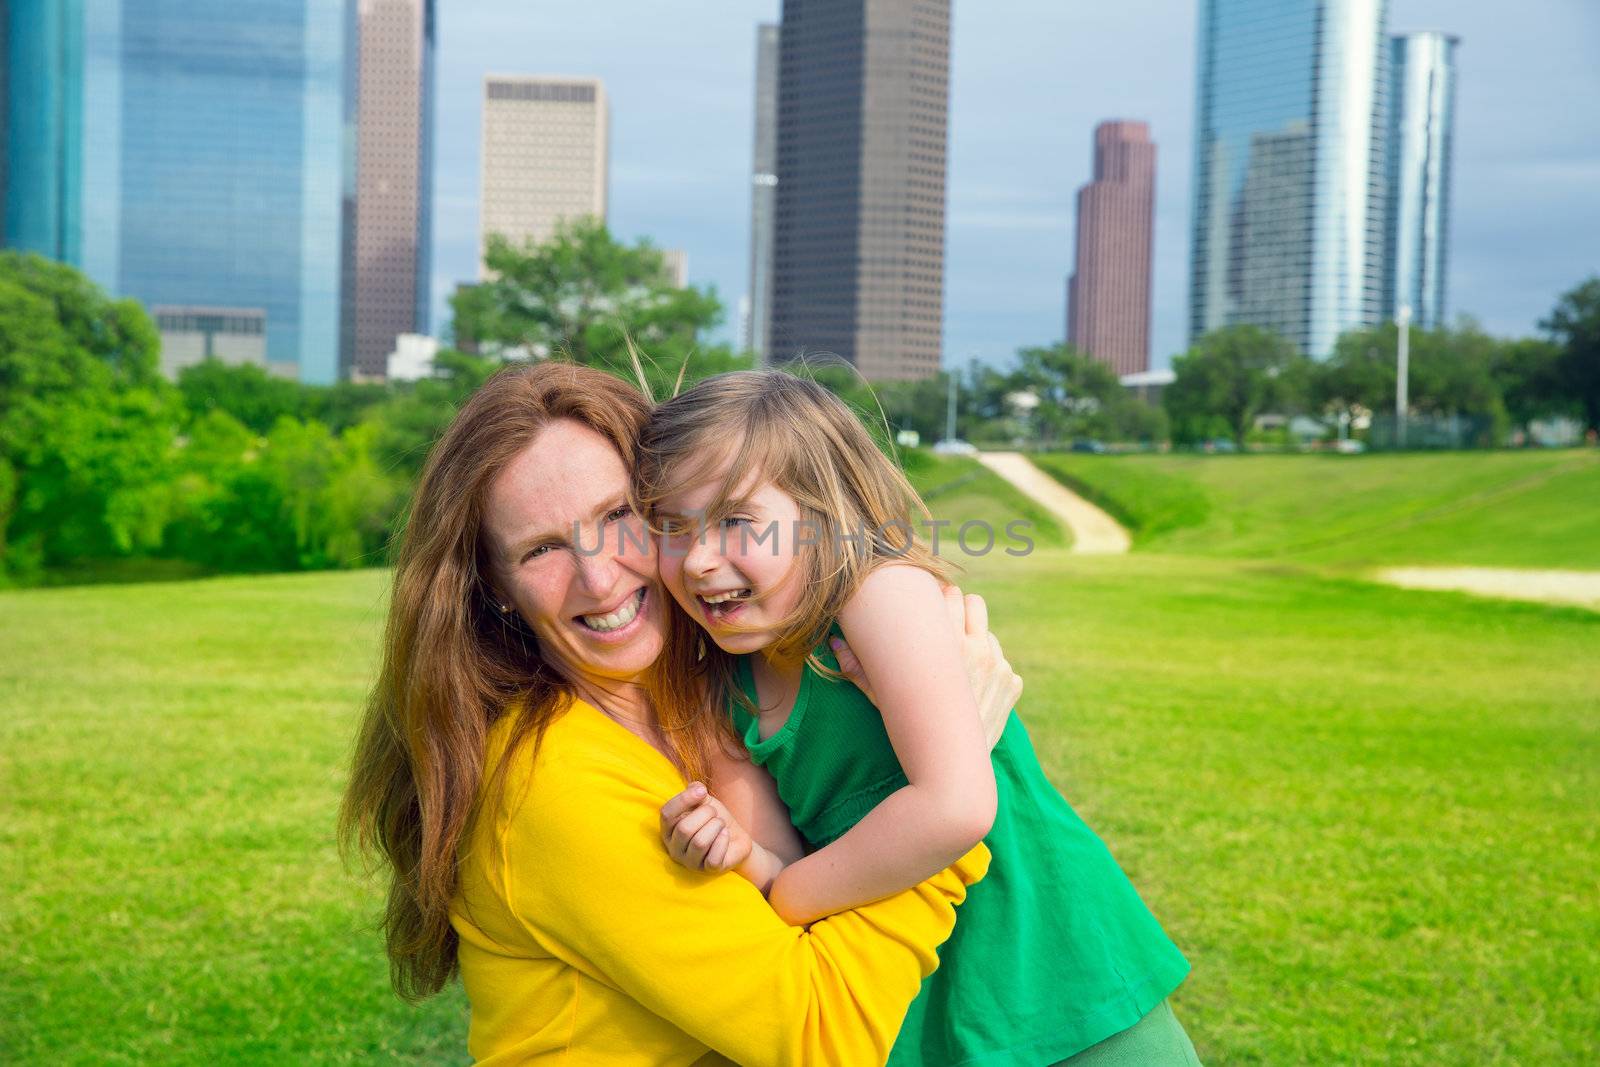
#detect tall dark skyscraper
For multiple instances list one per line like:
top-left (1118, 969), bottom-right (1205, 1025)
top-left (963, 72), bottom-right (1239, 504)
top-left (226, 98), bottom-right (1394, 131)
top-left (350, 0), bottom-right (436, 380)
top-left (744, 22), bottom-right (779, 362)
top-left (770, 0), bottom-right (949, 381)
top-left (1385, 30), bottom-right (1457, 329)
top-left (1189, 0), bottom-right (1389, 357)
top-left (1068, 120), bottom-right (1156, 376)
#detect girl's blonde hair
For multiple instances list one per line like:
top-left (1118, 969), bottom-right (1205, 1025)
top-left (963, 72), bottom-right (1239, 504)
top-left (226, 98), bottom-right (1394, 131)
top-left (635, 369), bottom-right (954, 712)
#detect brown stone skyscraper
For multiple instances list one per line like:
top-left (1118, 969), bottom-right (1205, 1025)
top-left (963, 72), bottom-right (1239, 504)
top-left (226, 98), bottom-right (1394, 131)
top-left (348, 0), bottom-right (435, 380)
top-left (1067, 121), bottom-right (1155, 376)
top-left (770, 0), bottom-right (949, 381)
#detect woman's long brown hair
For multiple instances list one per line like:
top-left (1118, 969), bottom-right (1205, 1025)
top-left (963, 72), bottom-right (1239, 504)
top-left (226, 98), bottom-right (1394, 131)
top-left (338, 361), bottom-right (719, 1001)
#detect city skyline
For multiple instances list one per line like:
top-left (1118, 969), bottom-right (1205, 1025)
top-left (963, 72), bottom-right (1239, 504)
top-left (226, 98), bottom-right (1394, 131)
top-left (432, 1), bottom-right (1598, 371)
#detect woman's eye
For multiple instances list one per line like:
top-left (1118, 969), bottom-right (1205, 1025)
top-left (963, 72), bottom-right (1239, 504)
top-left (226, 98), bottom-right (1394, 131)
top-left (606, 505), bottom-right (633, 523)
top-left (525, 543), bottom-right (554, 561)
top-left (721, 516), bottom-right (751, 528)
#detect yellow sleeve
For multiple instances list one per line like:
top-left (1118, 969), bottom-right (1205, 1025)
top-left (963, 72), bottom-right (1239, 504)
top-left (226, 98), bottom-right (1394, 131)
top-left (496, 746), bottom-right (989, 1067)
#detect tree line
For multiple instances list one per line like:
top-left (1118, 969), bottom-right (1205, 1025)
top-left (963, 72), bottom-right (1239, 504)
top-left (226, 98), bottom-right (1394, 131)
top-left (2, 222), bottom-right (1595, 585)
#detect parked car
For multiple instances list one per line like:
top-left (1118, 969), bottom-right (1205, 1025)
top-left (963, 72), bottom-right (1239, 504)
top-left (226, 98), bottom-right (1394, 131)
top-left (932, 439), bottom-right (979, 456)
top-left (1069, 439), bottom-right (1107, 454)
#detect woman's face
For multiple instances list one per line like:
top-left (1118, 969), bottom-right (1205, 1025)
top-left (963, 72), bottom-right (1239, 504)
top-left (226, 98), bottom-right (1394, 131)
top-left (482, 419), bottom-right (667, 685)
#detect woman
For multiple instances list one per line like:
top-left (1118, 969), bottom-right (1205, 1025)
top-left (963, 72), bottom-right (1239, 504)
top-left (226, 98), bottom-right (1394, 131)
top-left (340, 361), bottom-right (1019, 1065)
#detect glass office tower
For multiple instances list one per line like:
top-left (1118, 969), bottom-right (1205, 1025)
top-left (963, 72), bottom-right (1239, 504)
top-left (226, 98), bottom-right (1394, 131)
top-left (3, 1), bottom-right (351, 383)
top-left (1189, 0), bottom-right (1389, 357)
top-left (1384, 31), bottom-right (1457, 329)
top-left (3, 0), bottom-right (85, 262)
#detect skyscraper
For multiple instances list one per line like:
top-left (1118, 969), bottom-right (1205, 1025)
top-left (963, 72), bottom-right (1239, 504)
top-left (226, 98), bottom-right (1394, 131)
top-left (1189, 0), bottom-right (1389, 357)
top-left (1385, 30), bottom-right (1457, 329)
top-left (479, 75), bottom-right (609, 275)
top-left (744, 22), bottom-right (779, 360)
top-left (350, 0), bottom-right (436, 381)
top-left (770, 0), bottom-right (950, 381)
top-left (1067, 120), bottom-right (1156, 376)
top-left (2, 1), bottom-right (355, 384)
top-left (2, 0), bottom-right (84, 263)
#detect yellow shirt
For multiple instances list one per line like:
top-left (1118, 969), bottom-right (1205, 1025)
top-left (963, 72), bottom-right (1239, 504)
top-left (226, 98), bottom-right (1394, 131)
top-left (450, 696), bottom-right (989, 1066)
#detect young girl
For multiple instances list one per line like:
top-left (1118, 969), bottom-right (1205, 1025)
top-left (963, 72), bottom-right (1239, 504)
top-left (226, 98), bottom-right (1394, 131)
top-left (635, 370), bottom-right (1200, 1066)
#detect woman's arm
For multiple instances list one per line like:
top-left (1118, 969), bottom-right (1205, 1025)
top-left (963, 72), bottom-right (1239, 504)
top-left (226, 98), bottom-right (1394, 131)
top-left (765, 565), bottom-right (1000, 927)
top-left (497, 739), bottom-right (988, 1067)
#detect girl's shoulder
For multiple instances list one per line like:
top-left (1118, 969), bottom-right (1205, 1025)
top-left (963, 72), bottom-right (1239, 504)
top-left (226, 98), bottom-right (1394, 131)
top-left (838, 562), bottom-right (945, 632)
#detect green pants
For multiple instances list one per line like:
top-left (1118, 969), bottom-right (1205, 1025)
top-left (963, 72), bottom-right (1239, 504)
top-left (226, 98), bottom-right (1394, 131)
top-left (1052, 1001), bottom-right (1203, 1066)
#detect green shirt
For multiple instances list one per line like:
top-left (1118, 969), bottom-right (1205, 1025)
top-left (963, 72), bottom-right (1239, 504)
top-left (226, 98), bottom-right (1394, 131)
top-left (732, 637), bottom-right (1190, 1066)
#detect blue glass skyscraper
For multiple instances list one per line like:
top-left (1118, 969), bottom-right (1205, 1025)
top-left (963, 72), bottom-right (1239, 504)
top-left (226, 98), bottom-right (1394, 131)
top-left (2, 1), bottom-right (354, 383)
top-left (1189, 0), bottom-right (1390, 357)
top-left (3, 0), bottom-right (85, 262)
top-left (1385, 31), bottom-right (1457, 330)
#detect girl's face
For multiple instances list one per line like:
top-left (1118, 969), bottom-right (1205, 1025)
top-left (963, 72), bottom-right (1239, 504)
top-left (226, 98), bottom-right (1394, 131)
top-left (654, 467), bottom-right (807, 656)
top-left (482, 419), bottom-right (668, 685)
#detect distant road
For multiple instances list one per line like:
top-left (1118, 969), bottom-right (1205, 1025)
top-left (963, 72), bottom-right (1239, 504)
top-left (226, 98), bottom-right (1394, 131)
top-left (977, 452), bottom-right (1131, 555)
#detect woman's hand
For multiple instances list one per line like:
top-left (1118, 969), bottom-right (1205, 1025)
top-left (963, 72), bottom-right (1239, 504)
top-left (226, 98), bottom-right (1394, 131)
top-left (660, 783), bottom-right (788, 894)
top-left (831, 584), bottom-right (1021, 750)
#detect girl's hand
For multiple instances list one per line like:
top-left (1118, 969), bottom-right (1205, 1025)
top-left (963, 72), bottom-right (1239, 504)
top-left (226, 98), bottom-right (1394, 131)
top-left (831, 584), bottom-right (1022, 750)
top-left (660, 783), bottom-right (751, 872)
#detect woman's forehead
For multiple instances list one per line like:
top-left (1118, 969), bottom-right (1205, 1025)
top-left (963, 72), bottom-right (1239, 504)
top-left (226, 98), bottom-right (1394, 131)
top-left (487, 420), bottom-right (629, 536)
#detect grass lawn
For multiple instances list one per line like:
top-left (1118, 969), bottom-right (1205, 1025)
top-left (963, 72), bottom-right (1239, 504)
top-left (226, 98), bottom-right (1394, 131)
top-left (5, 548), bottom-right (1596, 1063)
top-left (1030, 449), bottom-right (1600, 570)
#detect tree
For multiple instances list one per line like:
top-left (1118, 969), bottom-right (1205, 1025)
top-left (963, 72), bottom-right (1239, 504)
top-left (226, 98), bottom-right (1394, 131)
top-left (1542, 276), bottom-right (1600, 435)
top-left (1313, 321), bottom-right (1508, 444)
top-left (1490, 336), bottom-right (1565, 431)
top-left (0, 253), bottom-right (180, 579)
top-left (452, 217), bottom-right (749, 395)
top-left (1164, 325), bottom-right (1308, 446)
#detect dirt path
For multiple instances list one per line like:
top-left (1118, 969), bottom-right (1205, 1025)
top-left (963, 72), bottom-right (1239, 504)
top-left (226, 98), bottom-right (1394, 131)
top-left (977, 452), bottom-right (1131, 555)
top-left (1375, 567), bottom-right (1600, 611)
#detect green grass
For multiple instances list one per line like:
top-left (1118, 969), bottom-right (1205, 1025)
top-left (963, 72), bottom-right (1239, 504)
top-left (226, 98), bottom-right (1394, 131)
top-left (5, 560), bottom-right (1596, 1064)
top-left (0, 573), bottom-right (469, 1065)
top-left (1030, 450), bottom-right (1600, 570)
top-left (5, 455), bottom-right (1597, 1064)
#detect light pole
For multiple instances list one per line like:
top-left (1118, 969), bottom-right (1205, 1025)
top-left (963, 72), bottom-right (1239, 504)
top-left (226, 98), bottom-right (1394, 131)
top-left (1396, 304), bottom-right (1412, 449)
top-left (945, 370), bottom-right (958, 444)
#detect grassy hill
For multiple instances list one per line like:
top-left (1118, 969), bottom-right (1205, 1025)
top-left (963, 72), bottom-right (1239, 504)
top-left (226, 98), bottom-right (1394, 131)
top-left (905, 450), bottom-right (1070, 551)
top-left (1029, 450), bottom-right (1600, 570)
top-left (4, 552), bottom-right (1597, 1064)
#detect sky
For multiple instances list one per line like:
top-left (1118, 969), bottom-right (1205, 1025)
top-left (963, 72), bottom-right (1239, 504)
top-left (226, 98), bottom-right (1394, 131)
top-left (430, 1), bottom-right (1600, 371)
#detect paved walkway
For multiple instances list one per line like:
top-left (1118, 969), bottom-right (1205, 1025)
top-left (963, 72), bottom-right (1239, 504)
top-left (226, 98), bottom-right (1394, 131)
top-left (1374, 567), bottom-right (1600, 611)
top-left (977, 452), bottom-right (1131, 555)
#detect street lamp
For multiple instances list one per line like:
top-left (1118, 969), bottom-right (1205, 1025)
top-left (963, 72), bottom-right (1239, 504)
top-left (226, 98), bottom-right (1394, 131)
top-left (1396, 304), bottom-right (1412, 449)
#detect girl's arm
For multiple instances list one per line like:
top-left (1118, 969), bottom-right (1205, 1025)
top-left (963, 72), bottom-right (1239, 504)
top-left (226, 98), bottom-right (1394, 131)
top-left (766, 565), bottom-right (999, 926)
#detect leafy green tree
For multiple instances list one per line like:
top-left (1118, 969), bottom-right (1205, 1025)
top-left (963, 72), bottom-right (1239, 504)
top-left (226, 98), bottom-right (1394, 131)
top-left (1490, 336), bottom-right (1566, 431)
top-left (0, 253), bottom-right (180, 578)
top-left (1313, 321), bottom-right (1508, 443)
top-left (1164, 325), bottom-right (1309, 446)
top-left (453, 217), bottom-right (749, 395)
top-left (1542, 276), bottom-right (1600, 435)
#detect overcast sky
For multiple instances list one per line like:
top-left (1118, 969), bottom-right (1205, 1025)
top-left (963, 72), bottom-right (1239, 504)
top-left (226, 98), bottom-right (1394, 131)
top-left (430, 1), bottom-right (1600, 370)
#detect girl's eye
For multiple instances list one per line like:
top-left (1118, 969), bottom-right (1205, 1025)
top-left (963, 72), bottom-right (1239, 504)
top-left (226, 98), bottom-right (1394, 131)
top-left (721, 516), bottom-right (751, 528)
